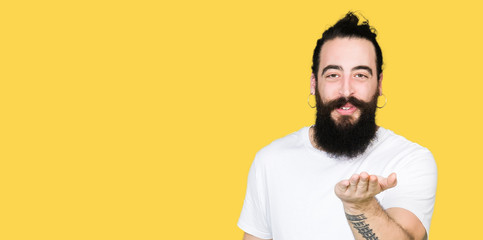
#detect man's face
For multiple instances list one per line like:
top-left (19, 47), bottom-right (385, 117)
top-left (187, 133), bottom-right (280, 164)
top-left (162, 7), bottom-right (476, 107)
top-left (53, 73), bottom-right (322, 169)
top-left (311, 37), bottom-right (382, 125)
top-left (310, 37), bottom-right (382, 159)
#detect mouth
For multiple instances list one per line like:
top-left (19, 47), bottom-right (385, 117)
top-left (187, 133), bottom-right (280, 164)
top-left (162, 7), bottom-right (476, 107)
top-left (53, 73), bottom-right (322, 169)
top-left (335, 103), bottom-right (357, 115)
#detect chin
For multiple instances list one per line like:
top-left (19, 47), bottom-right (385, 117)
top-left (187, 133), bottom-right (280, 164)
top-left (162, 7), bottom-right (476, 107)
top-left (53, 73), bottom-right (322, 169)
top-left (334, 117), bottom-right (357, 129)
top-left (331, 113), bottom-right (361, 126)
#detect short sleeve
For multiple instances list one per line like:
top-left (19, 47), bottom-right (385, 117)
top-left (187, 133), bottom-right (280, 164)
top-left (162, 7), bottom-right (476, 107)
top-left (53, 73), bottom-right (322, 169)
top-left (237, 154), bottom-right (272, 239)
top-left (380, 148), bottom-right (438, 235)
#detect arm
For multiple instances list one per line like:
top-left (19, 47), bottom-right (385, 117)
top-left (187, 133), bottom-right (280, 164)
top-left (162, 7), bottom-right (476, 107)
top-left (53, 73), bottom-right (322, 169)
top-left (243, 232), bottom-right (272, 240)
top-left (335, 172), bottom-right (427, 240)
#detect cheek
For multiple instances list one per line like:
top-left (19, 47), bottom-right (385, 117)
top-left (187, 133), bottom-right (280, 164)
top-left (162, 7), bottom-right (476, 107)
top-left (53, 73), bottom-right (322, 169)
top-left (353, 83), bottom-right (378, 101)
top-left (318, 83), bottom-right (338, 100)
top-left (365, 87), bottom-right (379, 100)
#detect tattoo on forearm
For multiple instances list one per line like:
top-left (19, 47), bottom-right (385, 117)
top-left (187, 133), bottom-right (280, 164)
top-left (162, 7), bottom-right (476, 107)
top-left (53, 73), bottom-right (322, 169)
top-left (345, 213), bottom-right (379, 240)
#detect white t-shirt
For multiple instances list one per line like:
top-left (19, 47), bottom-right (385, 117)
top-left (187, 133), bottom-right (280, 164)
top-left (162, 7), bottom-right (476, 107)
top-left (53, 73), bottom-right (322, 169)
top-left (238, 126), bottom-right (437, 240)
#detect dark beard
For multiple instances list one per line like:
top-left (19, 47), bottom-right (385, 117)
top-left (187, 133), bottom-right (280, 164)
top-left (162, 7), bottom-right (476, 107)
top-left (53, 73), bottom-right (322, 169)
top-left (313, 91), bottom-right (379, 159)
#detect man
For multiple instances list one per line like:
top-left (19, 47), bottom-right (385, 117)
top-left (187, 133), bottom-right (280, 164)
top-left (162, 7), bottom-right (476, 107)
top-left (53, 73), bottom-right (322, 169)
top-left (238, 12), bottom-right (437, 240)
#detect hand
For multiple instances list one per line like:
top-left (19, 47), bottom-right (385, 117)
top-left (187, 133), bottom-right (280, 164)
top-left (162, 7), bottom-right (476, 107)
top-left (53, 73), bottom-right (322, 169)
top-left (334, 172), bottom-right (397, 211)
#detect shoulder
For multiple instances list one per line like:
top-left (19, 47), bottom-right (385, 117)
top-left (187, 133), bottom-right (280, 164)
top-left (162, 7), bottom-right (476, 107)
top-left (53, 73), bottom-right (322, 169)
top-left (254, 127), bottom-right (308, 165)
top-left (378, 128), bottom-right (428, 152)
top-left (376, 127), bottom-right (437, 171)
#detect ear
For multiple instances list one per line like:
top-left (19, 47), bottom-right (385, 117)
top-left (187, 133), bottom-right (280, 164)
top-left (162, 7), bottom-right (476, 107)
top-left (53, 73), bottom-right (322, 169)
top-left (310, 73), bottom-right (316, 95)
top-left (378, 73), bottom-right (383, 96)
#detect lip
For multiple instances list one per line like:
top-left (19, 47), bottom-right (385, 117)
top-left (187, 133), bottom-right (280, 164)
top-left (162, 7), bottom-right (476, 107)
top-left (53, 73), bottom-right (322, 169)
top-left (335, 103), bottom-right (357, 115)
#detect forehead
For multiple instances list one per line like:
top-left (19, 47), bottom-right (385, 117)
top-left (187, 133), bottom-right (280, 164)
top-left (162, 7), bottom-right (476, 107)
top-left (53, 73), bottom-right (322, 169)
top-left (319, 37), bottom-right (377, 72)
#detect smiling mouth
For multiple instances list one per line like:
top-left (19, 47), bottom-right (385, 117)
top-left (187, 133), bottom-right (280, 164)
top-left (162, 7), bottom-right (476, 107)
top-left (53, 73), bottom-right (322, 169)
top-left (335, 103), bottom-right (357, 115)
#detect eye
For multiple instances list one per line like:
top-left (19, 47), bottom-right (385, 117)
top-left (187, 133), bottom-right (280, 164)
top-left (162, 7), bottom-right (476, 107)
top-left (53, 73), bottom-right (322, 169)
top-left (325, 73), bottom-right (339, 79)
top-left (354, 73), bottom-right (368, 79)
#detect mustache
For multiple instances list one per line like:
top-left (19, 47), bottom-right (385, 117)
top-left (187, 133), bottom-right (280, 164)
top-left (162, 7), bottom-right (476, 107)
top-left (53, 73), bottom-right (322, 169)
top-left (323, 96), bottom-right (372, 111)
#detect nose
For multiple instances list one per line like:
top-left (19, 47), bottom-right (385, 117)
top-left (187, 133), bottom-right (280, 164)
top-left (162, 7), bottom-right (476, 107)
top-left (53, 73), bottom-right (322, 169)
top-left (338, 77), bottom-right (354, 97)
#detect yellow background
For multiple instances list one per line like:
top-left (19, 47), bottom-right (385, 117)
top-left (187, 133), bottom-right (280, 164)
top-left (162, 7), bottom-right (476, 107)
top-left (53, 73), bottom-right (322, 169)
top-left (1, 0), bottom-right (481, 239)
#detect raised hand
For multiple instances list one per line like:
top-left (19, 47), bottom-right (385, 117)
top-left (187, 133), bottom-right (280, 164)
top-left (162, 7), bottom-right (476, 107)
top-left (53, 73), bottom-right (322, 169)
top-left (334, 172), bottom-right (397, 210)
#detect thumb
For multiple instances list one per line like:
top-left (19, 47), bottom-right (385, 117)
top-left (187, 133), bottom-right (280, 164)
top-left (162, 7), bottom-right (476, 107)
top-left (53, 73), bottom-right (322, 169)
top-left (387, 172), bottom-right (397, 187)
top-left (380, 173), bottom-right (397, 190)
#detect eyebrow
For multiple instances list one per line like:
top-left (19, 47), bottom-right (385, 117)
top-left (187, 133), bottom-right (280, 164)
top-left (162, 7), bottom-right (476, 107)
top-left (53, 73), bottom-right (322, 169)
top-left (320, 65), bottom-right (373, 76)
top-left (352, 65), bottom-right (373, 76)
top-left (321, 65), bottom-right (342, 75)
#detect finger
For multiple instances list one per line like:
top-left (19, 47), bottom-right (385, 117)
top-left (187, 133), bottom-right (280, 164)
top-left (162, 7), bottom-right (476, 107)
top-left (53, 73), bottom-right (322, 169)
top-left (348, 174), bottom-right (360, 193)
top-left (335, 180), bottom-right (350, 193)
top-left (357, 172), bottom-right (369, 193)
top-left (367, 175), bottom-right (380, 194)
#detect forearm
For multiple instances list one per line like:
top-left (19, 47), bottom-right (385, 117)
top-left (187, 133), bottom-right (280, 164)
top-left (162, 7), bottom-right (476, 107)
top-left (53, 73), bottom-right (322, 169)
top-left (343, 198), bottom-right (412, 240)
